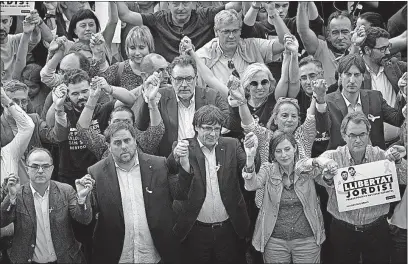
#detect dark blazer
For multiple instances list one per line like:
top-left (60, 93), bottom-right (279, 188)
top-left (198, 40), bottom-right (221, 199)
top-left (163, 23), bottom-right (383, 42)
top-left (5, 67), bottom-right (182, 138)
top-left (316, 89), bottom-right (405, 150)
top-left (0, 181), bottom-right (92, 264)
top-left (88, 152), bottom-right (192, 264)
top-left (134, 86), bottom-right (230, 157)
top-left (167, 136), bottom-right (250, 242)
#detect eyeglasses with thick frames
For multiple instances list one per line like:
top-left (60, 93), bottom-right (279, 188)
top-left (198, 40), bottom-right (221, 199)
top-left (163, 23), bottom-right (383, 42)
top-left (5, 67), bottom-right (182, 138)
top-left (170, 75), bottom-right (195, 85)
top-left (250, 79), bottom-right (270, 87)
top-left (372, 43), bottom-right (392, 53)
top-left (346, 132), bottom-right (368, 140)
top-left (201, 125), bottom-right (222, 133)
top-left (26, 164), bottom-right (53, 171)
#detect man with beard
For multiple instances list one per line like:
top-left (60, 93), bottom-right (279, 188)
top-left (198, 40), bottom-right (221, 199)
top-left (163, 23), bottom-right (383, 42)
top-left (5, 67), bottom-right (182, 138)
top-left (297, 2), bottom-right (353, 86)
top-left (360, 26), bottom-right (407, 147)
top-left (314, 54), bottom-right (406, 151)
top-left (117, 1), bottom-right (242, 62)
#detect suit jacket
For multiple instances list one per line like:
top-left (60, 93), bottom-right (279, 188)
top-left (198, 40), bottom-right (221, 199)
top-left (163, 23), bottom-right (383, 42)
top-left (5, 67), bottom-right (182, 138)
top-left (88, 152), bottom-right (192, 264)
top-left (316, 89), bottom-right (405, 150)
top-left (167, 137), bottom-right (250, 242)
top-left (0, 181), bottom-right (92, 264)
top-left (134, 86), bottom-right (230, 157)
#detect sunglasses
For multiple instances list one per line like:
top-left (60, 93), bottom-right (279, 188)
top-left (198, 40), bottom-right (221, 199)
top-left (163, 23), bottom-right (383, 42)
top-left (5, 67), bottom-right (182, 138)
top-left (228, 60), bottom-right (240, 78)
top-left (250, 79), bottom-right (269, 87)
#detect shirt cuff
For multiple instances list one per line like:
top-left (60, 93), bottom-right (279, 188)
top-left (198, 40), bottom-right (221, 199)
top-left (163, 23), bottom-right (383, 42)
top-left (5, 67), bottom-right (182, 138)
top-left (315, 102), bottom-right (327, 113)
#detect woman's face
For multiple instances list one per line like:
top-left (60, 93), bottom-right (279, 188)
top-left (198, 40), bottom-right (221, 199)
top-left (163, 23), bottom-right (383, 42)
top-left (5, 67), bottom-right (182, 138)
top-left (274, 139), bottom-right (296, 167)
top-left (127, 39), bottom-right (150, 64)
top-left (248, 71), bottom-right (272, 100)
top-left (74, 18), bottom-right (97, 41)
top-left (274, 103), bottom-right (299, 134)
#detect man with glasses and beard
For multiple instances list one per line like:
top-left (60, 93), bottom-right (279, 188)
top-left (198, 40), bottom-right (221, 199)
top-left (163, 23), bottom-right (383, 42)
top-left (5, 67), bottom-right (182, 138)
top-left (134, 54), bottom-right (230, 157)
top-left (360, 26), bottom-right (407, 147)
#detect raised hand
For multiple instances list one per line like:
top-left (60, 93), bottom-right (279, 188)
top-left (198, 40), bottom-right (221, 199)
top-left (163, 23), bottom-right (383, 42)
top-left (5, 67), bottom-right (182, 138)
top-left (174, 139), bottom-right (189, 162)
top-left (49, 36), bottom-right (68, 53)
top-left (386, 145), bottom-right (406, 162)
top-left (22, 18), bottom-right (36, 34)
top-left (265, 2), bottom-right (278, 18)
top-left (398, 72), bottom-right (407, 97)
top-left (90, 33), bottom-right (106, 58)
top-left (28, 10), bottom-right (42, 26)
top-left (324, 160), bottom-right (339, 177)
top-left (244, 132), bottom-right (258, 158)
top-left (284, 33), bottom-right (299, 54)
top-left (311, 79), bottom-right (327, 99)
top-left (351, 25), bottom-right (367, 46)
top-left (227, 75), bottom-right (246, 107)
top-left (52, 83), bottom-right (68, 108)
top-left (179, 36), bottom-right (195, 55)
top-left (91, 76), bottom-right (110, 96)
top-left (5, 174), bottom-right (20, 199)
top-left (144, 72), bottom-right (161, 102)
top-left (75, 174), bottom-right (95, 199)
top-left (1, 86), bottom-right (12, 107)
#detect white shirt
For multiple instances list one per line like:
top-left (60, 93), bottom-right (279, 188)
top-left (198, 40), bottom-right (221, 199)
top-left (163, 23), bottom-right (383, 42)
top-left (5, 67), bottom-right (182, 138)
top-left (115, 156), bottom-right (160, 264)
top-left (341, 92), bottom-right (362, 113)
top-left (30, 184), bottom-right (57, 263)
top-left (196, 139), bottom-right (229, 223)
top-left (177, 95), bottom-right (196, 140)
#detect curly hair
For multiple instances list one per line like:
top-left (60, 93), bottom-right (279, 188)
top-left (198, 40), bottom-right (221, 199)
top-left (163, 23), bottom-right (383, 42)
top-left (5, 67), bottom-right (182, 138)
top-left (266, 98), bottom-right (301, 132)
top-left (361, 26), bottom-right (391, 55)
top-left (193, 105), bottom-right (225, 128)
top-left (62, 68), bottom-right (90, 86)
top-left (167, 55), bottom-right (197, 76)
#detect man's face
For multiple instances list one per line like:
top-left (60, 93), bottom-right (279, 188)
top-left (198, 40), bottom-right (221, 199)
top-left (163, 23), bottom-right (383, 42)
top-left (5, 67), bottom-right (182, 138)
top-left (327, 17), bottom-right (352, 52)
top-left (168, 2), bottom-right (194, 25)
top-left (23, 79), bottom-right (41, 98)
top-left (67, 80), bottom-right (90, 110)
top-left (59, 54), bottom-right (81, 74)
top-left (0, 16), bottom-right (12, 41)
top-left (6, 89), bottom-right (29, 112)
top-left (348, 168), bottom-right (356, 176)
top-left (344, 121), bottom-right (369, 154)
top-left (109, 129), bottom-right (137, 164)
top-left (109, 111), bottom-right (133, 126)
top-left (62, 1), bottom-right (88, 14)
top-left (299, 63), bottom-right (322, 96)
top-left (195, 123), bottom-right (222, 149)
top-left (217, 21), bottom-right (241, 52)
top-left (141, 56), bottom-right (170, 85)
top-left (171, 65), bottom-right (196, 100)
top-left (274, 2), bottom-right (290, 19)
top-left (26, 151), bottom-right (53, 186)
top-left (340, 65), bottom-right (363, 95)
top-left (341, 172), bottom-right (348, 180)
top-left (367, 37), bottom-right (391, 66)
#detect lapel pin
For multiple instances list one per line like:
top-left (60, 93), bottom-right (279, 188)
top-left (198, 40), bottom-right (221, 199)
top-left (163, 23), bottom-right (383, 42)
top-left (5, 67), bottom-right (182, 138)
top-left (146, 187), bottom-right (153, 194)
top-left (367, 114), bottom-right (380, 122)
top-left (49, 207), bottom-right (54, 213)
top-left (215, 163), bottom-right (222, 172)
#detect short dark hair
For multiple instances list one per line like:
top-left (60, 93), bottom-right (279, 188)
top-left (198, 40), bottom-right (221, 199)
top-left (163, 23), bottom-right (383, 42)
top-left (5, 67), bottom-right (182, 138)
top-left (348, 167), bottom-right (355, 172)
top-left (193, 105), bottom-right (225, 128)
top-left (109, 105), bottom-right (135, 124)
top-left (337, 54), bottom-right (366, 75)
top-left (359, 12), bottom-right (386, 29)
top-left (361, 27), bottom-right (391, 55)
top-left (167, 55), bottom-right (197, 76)
top-left (299, 56), bottom-right (323, 71)
top-left (327, 11), bottom-right (353, 29)
top-left (26, 147), bottom-right (53, 165)
top-left (63, 69), bottom-right (90, 86)
top-left (67, 9), bottom-right (101, 41)
top-left (104, 122), bottom-right (137, 144)
top-left (62, 52), bottom-right (91, 73)
top-left (21, 63), bottom-right (42, 83)
top-left (268, 132), bottom-right (298, 163)
top-left (340, 111), bottom-right (371, 138)
top-left (341, 171), bottom-right (348, 175)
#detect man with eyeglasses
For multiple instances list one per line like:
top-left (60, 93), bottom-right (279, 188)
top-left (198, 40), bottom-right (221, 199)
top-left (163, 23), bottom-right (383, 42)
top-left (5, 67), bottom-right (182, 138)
top-left (1, 147), bottom-right (94, 264)
top-left (314, 54), bottom-right (406, 151)
top-left (134, 54), bottom-right (229, 157)
top-left (167, 105), bottom-right (250, 264)
top-left (196, 9), bottom-right (284, 87)
top-left (298, 111), bottom-right (407, 264)
top-left (117, 1), bottom-right (242, 63)
top-left (359, 26), bottom-right (407, 147)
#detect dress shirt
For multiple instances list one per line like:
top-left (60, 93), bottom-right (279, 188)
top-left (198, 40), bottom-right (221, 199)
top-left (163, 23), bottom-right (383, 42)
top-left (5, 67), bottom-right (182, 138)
top-left (317, 145), bottom-right (406, 225)
top-left (366, 65), bottom-right (400, 142)
top-left (30, 184), bottom-right (57, 263)
top-left (341, 92), bottom-right (362, 113)
top-left (177, 95), bottom-right (196, 140)
top-left (197, 139), bottom-right (229, 223)
top-left (114, 156), bottom-right (160, 264)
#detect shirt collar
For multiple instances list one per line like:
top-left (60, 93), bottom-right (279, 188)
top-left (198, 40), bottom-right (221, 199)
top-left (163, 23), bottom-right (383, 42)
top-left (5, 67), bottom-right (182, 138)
top-left (197, 138), bottom-right (218, 151)
top-left (344, 145), bottom-right (369, 165)
top-left (176, 91), bottom-right (195, 104)
top-left (365, 63), bottom-right (384, 75)
top-left (30, 183), bottom-right (50, 198)
top-left (114, 153), bottom-right (140, 172)
top-left (341, 92), bottom-right (362, 108)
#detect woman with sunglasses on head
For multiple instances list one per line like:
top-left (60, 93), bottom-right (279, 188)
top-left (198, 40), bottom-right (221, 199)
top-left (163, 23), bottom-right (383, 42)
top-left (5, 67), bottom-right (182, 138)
top-left (242, 132), bottom-right (325, 263)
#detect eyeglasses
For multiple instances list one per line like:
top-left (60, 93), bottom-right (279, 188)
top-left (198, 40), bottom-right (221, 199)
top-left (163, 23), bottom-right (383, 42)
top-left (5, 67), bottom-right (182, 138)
top-left (300, 73), bottom-right (318, 81)
top-left (26, 164), bottom-right (53, 171)
top-left (170, 75), bottom-right (195, 85)
top-left (250, 79), bottom-right (270, 87)
top-left (219, 29), bottom-right (241, 36)
top-left (346, 132), bottom-right (368, 140)
top-left (228, 60), bottom-right (240, 78)
top-left (372, 43), bottom-right (392, 53)
top-left (201, 125), bottom-right (222, 133)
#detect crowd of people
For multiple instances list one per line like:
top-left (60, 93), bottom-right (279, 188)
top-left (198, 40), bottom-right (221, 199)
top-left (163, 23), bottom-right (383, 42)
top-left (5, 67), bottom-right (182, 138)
top-left (0, 1), bottom-right (407, 264)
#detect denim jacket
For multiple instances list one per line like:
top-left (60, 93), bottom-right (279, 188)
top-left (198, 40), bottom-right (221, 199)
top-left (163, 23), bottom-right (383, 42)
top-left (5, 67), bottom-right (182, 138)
top-left (243, 161), bottom-right (325, 252)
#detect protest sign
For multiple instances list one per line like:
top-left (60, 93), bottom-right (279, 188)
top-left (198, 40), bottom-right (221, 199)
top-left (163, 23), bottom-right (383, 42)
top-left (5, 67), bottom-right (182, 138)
top-left (334, 160), bottom-right (401, 212)
top-left (0, 1), bottom-right (34, 16)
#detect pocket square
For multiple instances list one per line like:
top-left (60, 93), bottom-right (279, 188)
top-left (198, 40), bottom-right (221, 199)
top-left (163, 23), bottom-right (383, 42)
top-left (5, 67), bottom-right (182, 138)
top-left (367, 114), bottom-right (380, 122)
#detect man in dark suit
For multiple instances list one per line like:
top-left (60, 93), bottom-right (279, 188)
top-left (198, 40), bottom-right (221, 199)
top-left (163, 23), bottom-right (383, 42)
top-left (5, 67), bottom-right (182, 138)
top-left (1, 147), bottom-right (93, 264)
top-left (167, 105), bottom-right (250, 264)
top-left (82, 122), bottom-right (193, 264)
top-left (134, 54), bottom-right (230, 157)
top-left (314, 54), bottom-right (405, 150)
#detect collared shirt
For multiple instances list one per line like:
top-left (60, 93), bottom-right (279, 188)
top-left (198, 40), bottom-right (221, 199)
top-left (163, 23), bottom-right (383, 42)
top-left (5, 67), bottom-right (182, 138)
top-left (341, 92), bottom-right (363, 113)
top-left (197, 38), bottom-right (277, 86)
top-left (177, 95), bottom-right (196, 140)
top-left (366, 64), bottom-right (400, 142)
top-left (30, 184), bottom-right (57, 263)
top-left (114, 156), bottom-right (160, 264)
top-left (197, 139), bottom-right (229, 223)
top-left (319, 145), bottom-right (407, 225)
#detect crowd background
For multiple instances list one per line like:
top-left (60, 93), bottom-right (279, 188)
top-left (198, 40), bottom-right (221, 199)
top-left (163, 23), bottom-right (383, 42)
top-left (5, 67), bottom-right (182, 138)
top-left (0, 1), bottom-right (407, 264)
